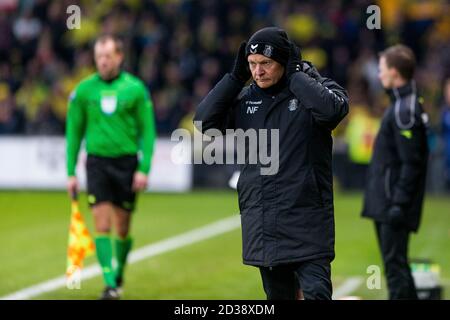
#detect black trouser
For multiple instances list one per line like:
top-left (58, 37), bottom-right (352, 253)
top-left (259, 258), bottom-right (332, 300)
top-left (375, 222), bottom-right (418, 300)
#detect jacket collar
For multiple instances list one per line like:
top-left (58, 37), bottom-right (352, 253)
top-left (387, 81), bottom-right (414, 103)
top-left (248, 77), bottom-right (292, 121)
top-left (252, 75), bottom-right (288, 97)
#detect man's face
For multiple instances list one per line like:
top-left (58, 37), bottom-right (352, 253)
top-left (248, 54), bottom-right (285, 89)
top-left (94, 40), bottom-right (123, 80)
top-left (378, 56), bottom-right (396, 89)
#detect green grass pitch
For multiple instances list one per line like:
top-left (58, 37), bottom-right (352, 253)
top-left (0, 190), bottom-right (448, 299)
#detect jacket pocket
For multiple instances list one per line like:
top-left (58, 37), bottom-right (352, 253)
top-left (384, 167), bottom-right (391, 200)
top-left (295, 168), bottom-right (324, 208)
top-left (311, 168), bottom-right (324, 206)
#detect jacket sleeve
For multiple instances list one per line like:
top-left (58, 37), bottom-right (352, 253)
top-left (194, 74), bottom-right (243, 134)
top-left (289, 67), bottom-right (349, 130)
top-left (391, 103), bottom-right (428, 206)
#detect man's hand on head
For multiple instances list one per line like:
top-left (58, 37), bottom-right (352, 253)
top-left (301, 60), bottom-right (321, 80)
top-left (286, 42), bottom-right (302, 79)
top-left (231, 41), bottom-right (251, 84)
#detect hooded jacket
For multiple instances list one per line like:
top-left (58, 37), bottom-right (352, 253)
top-left (195, 63), bottom-right (348, 266)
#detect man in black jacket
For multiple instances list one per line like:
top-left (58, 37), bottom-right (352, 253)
top-left (194, 27), bottom-right (348, 300)
top-left (362, 45), bottom-right (429, 299)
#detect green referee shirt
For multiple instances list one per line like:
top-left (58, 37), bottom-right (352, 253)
top-left (66, 71), bottom-right (156, 176)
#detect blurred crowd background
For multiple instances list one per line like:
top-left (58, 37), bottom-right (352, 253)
top-left (0, 0), bottom-right (449, 191)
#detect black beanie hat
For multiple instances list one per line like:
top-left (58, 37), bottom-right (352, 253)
top-left (245, 27), bottom-right (290, 65)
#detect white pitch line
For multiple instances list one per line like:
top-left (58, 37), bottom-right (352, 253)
top-left (1, 215), bottom-right (241, 300)
top-left (332, 277), bottom-right (364, 299)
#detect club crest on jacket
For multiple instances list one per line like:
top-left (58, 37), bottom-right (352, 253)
top-left (288, 99), bottom-right (298, 111)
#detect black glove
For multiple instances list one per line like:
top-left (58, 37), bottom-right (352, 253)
top-left (387, 205), bottom-right (406, 228)
top-left (286, 42), bottom-right (302, 79)
top-left (302, 60), bottom-right (321, 80)
top-left (231, 41), bottom-right (251, 84)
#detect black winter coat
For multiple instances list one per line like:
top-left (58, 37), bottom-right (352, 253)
top-left (362, 82), bottom-right (428, 232)
top-left (194, 64), bottom-right (349, 267)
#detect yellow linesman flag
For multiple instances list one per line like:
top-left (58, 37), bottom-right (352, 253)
top-left (66, 200), bottom-right (95, 278)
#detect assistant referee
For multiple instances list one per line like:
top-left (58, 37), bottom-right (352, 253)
top-left (66, 35), bottom-right (156, 300)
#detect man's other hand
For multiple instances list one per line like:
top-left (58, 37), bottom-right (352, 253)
top-left (67, 176), bottom-right (78, 199)
top-left (387, 205), bottom-right (406, 228)
top-left (132, 172), bottom-right (148, 192)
